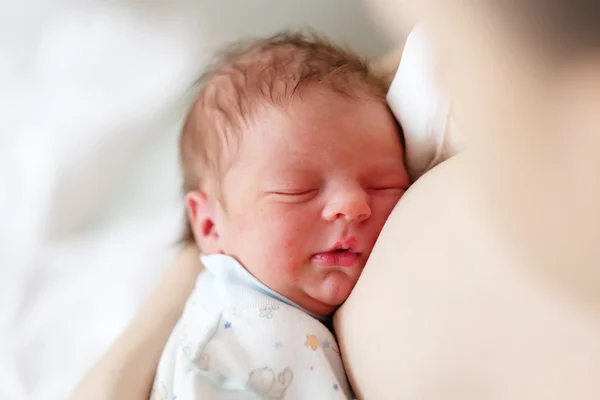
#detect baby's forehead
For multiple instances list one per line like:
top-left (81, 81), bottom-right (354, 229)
top-left (229, 96), bottom-right (399, 162)
top-left (182, 32), bottom-right (392, 187)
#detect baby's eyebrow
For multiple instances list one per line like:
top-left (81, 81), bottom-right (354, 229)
top-left (258, 160), bottom-right (316, 175)
top-left (364, 158), bottom-right (405, 172)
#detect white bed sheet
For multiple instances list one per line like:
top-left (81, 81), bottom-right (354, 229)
top-left (1, 3), bottom-right (202, 399)
top-left (0, 1), bottom-right (387, 398)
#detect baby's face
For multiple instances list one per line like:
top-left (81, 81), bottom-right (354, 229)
top-left (214, 89), bottom-right (408, 316)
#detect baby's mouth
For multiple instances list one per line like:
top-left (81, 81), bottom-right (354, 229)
top-left (311, 248), bottom-right (360, 268)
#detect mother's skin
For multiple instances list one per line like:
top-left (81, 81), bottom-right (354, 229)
top-left (336, 152), bottom-right (600, 399)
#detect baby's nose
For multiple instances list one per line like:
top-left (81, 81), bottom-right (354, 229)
top-left (322, 188), bottom-right (371, 223)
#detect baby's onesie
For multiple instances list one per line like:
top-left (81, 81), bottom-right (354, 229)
top-left (151, 254), bottom-right (352, 400)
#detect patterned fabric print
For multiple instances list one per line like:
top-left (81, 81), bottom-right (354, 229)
top-left (258, 304), bottom-right (280, 319)
top-left (153, 254), bottom-right (352, 399)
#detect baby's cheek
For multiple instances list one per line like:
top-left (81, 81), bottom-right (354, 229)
top-left (230, 214), bottom-right (245, 231)
top-left (229, 205), bottom-right (264, 234)
top-left (282, 237), bottom-right (298, 250)
top-left (372, 197), bottom-right (396, 220)
top-left (270, 224), bottom-right (308, 261)
top-left (369, 197), bottom-right (401, 234)
top-left (382, 202), bottom-right (398, 221)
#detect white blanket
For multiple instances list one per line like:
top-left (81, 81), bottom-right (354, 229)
top-left (0, 1), bottom-right (387, 398)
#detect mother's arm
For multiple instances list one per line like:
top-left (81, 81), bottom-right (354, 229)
top-left (70, 243), bottom-right (202, 400)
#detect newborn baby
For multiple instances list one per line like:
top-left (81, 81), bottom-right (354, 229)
top-left (152, 32), bottom-right (409, 400)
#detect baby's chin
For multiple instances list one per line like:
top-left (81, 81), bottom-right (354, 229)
top-left (305, 270), bottom-right (359, 315)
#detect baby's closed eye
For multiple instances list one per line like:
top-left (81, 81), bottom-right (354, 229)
top-left (265, 188), bottom-right (320, 203)
top-left (364, 170), bottom-right (409, 194)
top-left (367, 185), bottom-right (407, 193)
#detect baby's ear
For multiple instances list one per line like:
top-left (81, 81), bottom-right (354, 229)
top-left (185, 191), bottom-right (222, 254)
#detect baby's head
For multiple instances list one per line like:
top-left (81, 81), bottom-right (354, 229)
top-left (181, 32), bottom-right (409, 316)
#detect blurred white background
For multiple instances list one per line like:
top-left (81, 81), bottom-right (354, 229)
top-left (0, 1), bottom-right (390, 398)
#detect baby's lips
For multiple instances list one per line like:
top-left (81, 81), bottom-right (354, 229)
top-left (327, 236), bottom-right (360, 253)
top-left (312, 250), bottom-right (360, 268)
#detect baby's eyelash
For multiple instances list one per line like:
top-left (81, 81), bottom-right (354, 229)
top-left (271, 189), bottom-right (317, 195)
top-left (369, 185), bottom-right (405, 190)
top-left (266, 188), bottom-right (320, 203)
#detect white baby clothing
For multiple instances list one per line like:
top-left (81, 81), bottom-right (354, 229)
top-left (151, 254), bottom-right (352, 400)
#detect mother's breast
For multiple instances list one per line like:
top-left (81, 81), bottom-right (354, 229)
top-left (334, 153), bottom-right (600, 400)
